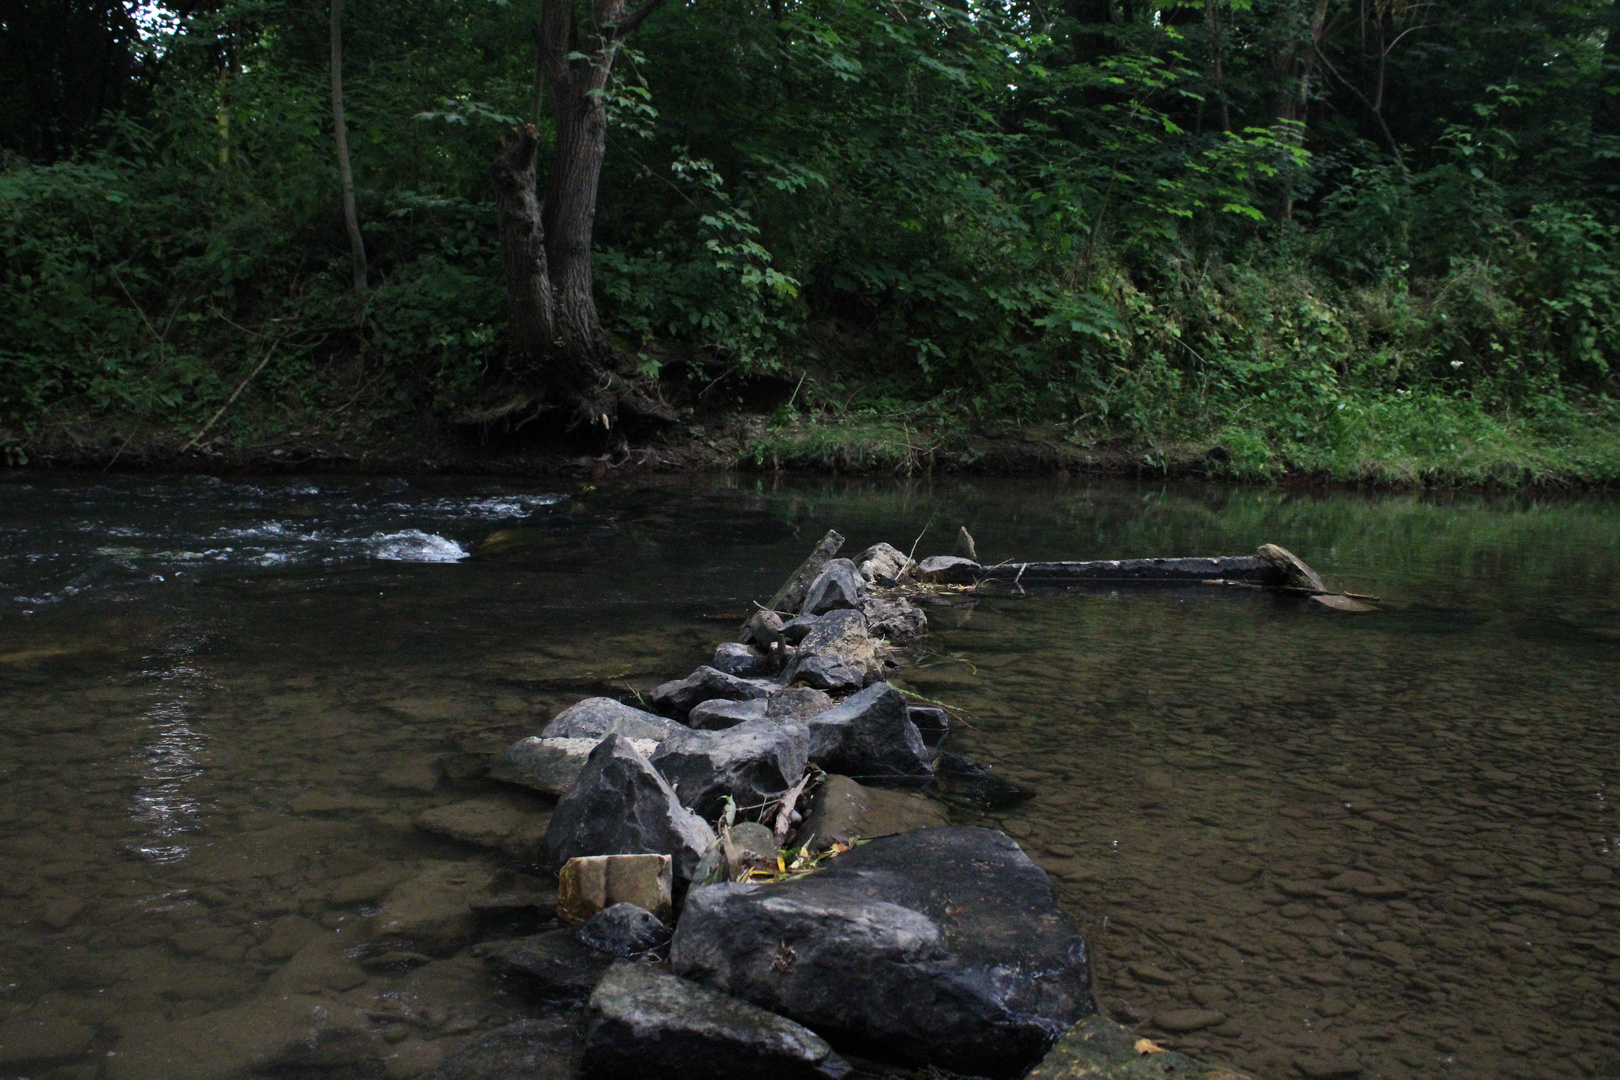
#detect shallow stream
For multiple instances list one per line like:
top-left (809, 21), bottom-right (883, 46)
top-left (1, 472), bottom-right (1617, 1079)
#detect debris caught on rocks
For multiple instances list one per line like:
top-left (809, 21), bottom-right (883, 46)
top-left (557, 853), bottom-right (674, 924)
top-left (581, 961), bottom-right (852, 1080)
top-left (672, 826), bottom-right (1094, 1077)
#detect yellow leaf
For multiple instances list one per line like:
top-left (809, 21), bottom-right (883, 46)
top-left (1135, 1038), bottom-right (1167, 1055)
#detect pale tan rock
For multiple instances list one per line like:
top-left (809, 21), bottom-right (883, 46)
top-left (556, 853), bottom-right (672, 924)
top-left (412, 793), bottom-right (552, 859)
top-left (796, 774), bottom-right (949, 852)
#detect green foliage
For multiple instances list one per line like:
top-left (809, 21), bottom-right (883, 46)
top-left (2, 0), bottom-right (1618, 484)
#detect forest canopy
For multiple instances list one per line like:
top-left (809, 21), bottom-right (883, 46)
top-left (2, 0), bottom-right (1618, 481)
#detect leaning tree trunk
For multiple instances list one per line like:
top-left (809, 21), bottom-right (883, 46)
top-left (330, 0), bottom-right (367, 291)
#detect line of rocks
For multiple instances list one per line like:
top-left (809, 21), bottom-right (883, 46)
top-left (421, 531), bottom-right (1255, 1080)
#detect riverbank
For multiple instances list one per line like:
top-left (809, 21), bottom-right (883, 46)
top-left (11, 394), bottom-right (1620, 489)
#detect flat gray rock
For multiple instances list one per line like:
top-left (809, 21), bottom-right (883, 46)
top-left (855, 542), bottom-right (913, 586)
top-left (672, 827), bottom-right (1094, 1078)
top-left (767, 686), bottom-right (834, 721)
top-left (581, 961), bottom-right (850, 1080)
top-left (541, 736), bottom-right (716, 881)
top-left (652, 716), bottom-right (810, 821)
top-left (490, 735), bottom-right (659, 796)
top-left (712, 642), bottom-right (769, 678)
top-left (916, 555), bottom-right (981, 584)
top-left (541, 697), bottom-right (679, 741)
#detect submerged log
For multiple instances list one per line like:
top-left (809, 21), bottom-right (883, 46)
top-left (977, 555), bottom-right (1281, 586)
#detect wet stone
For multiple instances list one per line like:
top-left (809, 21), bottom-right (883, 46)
top-left (855, 542), bottom-right (913, 586)
top-left (481, 928), bottom-right (615, 1001)
top-left (688, 697), bottom-right (770, 731)
top-left (780, 613), bottom-right (820, 644)
top-left (1026, 1015), bottom-right (1251, 1080)
top-left (804, 682), bottom-right (932, 780)
top-left (861, 596), bottom-right (929, 647)
top-left (576, 903), bottom-right (671, 958)
top-left (581, 961), bottom-right (851, 1080)
top-left (712, 642), bottom-right (769, 678)
top-left (785, 609), bottom-right (880, 695)
top-left (768, 686), bottom-right (835, 721)
top-left (423, 1014), bottom-right (578, 1080)
top-left (1154, 1009), bottom-right (1225, 1033)
top-left (796, 774), bottom-right (950, 852)
top-left (491, 735), bottom-right (659, 797)
top-left (557, 853), bottom-right (673, 924)
top-left (651, 716), bottom-right (810, 821)
top-left (413, 793), bottom-right (552, 859)
top-left (915, 555), bottom-right (981, 584)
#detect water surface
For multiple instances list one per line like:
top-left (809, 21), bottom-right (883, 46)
top-left (1, 472), bottom-right (1617, 1079)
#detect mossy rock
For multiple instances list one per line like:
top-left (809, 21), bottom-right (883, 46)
top-left (1028, 1016), bottom-right (1251, 1080)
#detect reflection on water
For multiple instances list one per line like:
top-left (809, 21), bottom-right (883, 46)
top-left (127, 640), bottom-right (209, 864)
top-left (0, 473), bottom-right (1616, 1079)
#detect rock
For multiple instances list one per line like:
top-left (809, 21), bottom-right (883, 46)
top-left (906, 705), bottom-right (951, 754)
top-left (861, 596), bottom-right (928, 646)
top-left (581, 961), bottom-right (851, 1080)
top-left (915, 555), bottom-right (981, 584)
top-left (796, 774), bottom-right (949, 852)
top-left (713, 642), bottom-right (768, 678)
top-left (491, 735), bottom-right (660, 796)
top-left (854, 542), bottom-right (913, 586)
top-left (1026, 1015), bottom-right (1252, 1080)
top-left (330, 867), bottom-right (411, 906)
top-left (804, 682), bottom-right (932, 780)
top-left (768, 686), bottom-right (834, 720)
top-left (413, 793), bottom-right (553, 859)
top-left (107, 994), bottom-right (382, 1080)
top-left (1514, 887), bottom-right (1601, 917)
top-left (557, 853), bottom-right (674, 923)
top-left (741, 608), bottom-right (786, 651)
top-left (780, 613), bottom-right (820, 644)
top-left (689, 697), bottom-right (770, 731)
top-left (672, 826), bottom-right (1094, 1077)
top-left (1257, 543), bottom-right (1327, 591)
top-left (803, 558), bottom-right (866, 615)
top-left (422, 1015), bottom-right (578, 1080)
top-left (767, 529), bottom-right (846, 614)
top-left (954, 526), bottom-right (978, 560)
top-left (652, 716), bottom-right (810, 820)
top-left (542, 737), bottom-right (715, 881)
top-left (932, 752), bottom-right (1034, 811)
top-left (785, 609), bottom-right (880, 694)
top-left (1154, 1009), bottom-right (1224, 1032)
top-left (1293, 1052), bottom-right (1362, 1078)
top-left (482, 928), bottom-right (615, 1000)
top-left (541, 697), bottom-right (678, 741)
top-left (267, 935), bottom-right (369, 994)
top-left (651, 666), bottom-right (773, 721)
top-left (373, 860), bottom-right (495, 954)
top-left (0, 1011), bottom-right (95, 1067)
top-left (723, 821), bottom-right (780, 879)
top-left (577, 903), bottom-right (671, 957)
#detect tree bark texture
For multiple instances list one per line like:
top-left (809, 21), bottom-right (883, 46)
top-left (485, 0), bottom-right (668, 430)
top-left (330, 0), bottom-right (367, 291)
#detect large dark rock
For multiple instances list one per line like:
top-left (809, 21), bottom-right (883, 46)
top-left (906, 705), bottom-right (951, 754)
top-left (767, 686), bottom-right (834, 721)
top-left (671, 827), bottom-right (1095, 1078)
top-left (784, 610), bottom-right (879, 695)
top-left (652, 717), bottom-right (810, 821)
top-left (540, 697), bottom-right (679, 741)
top-left (651, 666), bottom-right (774, 721)
top-left (424, 1014), bottom-right (578, 1080)
top-left (712, 642), bottom-right (769, 678)
top-left (481, 928), bottom-right (614, 1001)
top-left (854, 542), bottom-right (913, 586)
top-left (802, 558), bottom-right (866, 615)
top-left (805, 682), bottom-right (932, 780)
top-left (861, 596), bottom-right (928, 646)
top-left (688, 697), bottom-right (769, 731)
top-left (576, 903), bottom-right (670, 958)
top-left (541, 736), bottom-right (716, 881)
top-left (933, 752), bottom-right (1035, 811)
top-left (916, 555), bottom-right (981, 584)
top-left (581, 961), bottom-right (851, 1080)
top-left (767, 530), bottom-right (846, 614)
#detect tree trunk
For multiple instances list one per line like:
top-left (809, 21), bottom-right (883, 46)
top-left (483, 0), bottom-right (671, 431)
top-left (1271, 0), bottom-right (1329, 219)
top-left (1206, 0), bottom-right (1230, 133)
top-left (490, 124), bottom-right (555, 375)
top-left (330, 0), bottom-right (367, 291)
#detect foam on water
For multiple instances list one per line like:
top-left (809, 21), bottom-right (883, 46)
top-left (365, 529), bottom-right (469, 563)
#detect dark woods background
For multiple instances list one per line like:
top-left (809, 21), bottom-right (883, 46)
top-left (2, 0), bottom-right (1618, 477)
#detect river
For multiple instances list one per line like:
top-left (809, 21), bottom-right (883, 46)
top-left (0, 472), bottom-right (1616, 1079)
